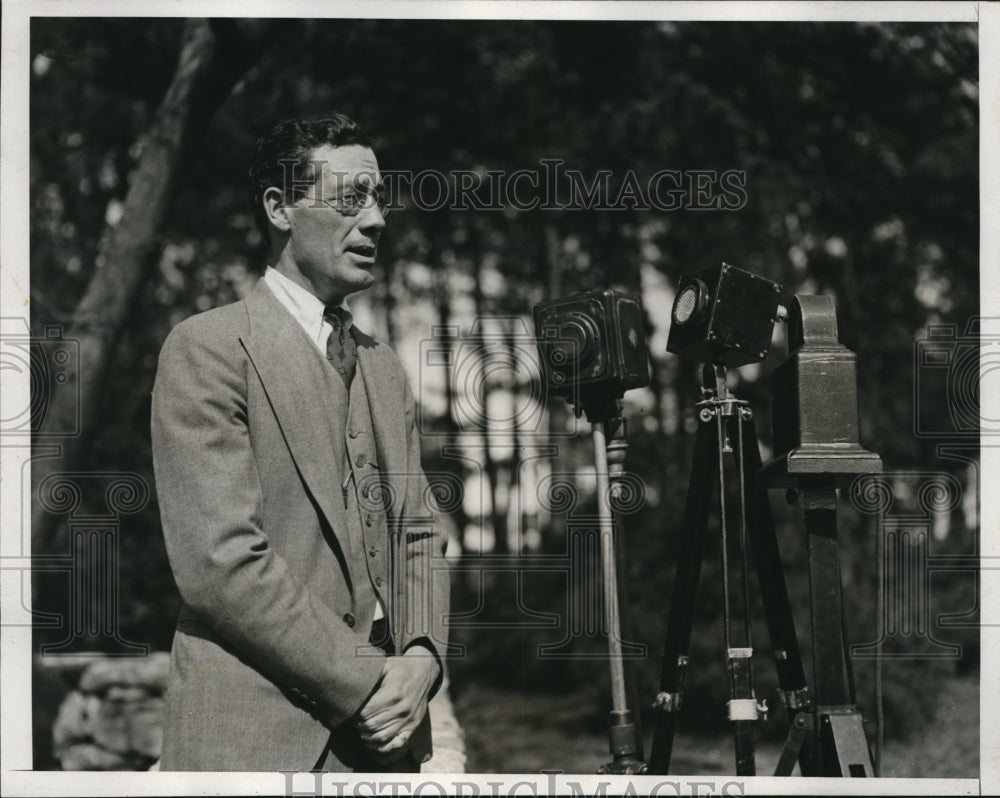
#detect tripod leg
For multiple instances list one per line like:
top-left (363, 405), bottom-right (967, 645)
top-left (741, 414), bottom-right (810, 705)
top-left (800, 482), bottom-right (875, 776)
top-left (727, 649), bottom-right (757, 776)
top-left (648, 418), bottom-right (717, 775)
top-left (791, 480), bottom-right (876, 777)
top-left (741, 414), bottom-right (815, 774)
top-left (822, 708), bottom-right (874, 776)
top-left (774, 713), bottom-right (811, 776)
top-left (723, 412), bottom-right (758, 777)
top-left (802, 483), bottom-right (851, 708)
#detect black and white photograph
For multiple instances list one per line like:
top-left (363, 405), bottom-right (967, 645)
top-left (1, 1), bottom-right (993, 795)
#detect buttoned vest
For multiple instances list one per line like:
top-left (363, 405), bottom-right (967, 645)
top-left (318, 344), bottom-right (390, 638)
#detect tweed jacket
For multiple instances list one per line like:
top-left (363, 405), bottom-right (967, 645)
top-left (151, 279), bottom-right (449, 771)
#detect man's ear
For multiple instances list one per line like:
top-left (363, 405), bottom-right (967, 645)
top-left (263, 187), bottom-right (291, 234)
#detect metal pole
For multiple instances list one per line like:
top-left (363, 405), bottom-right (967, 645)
top-left (593, 421), bottom-right (628, 715)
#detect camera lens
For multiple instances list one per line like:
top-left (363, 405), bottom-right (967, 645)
top-left (557, 314), bottom-right (600, 366)
top-left (672, 279), bottom-right (707, 326)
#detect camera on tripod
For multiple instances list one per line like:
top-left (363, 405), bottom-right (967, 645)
top-left (533, 290), bottom-right (650, 422)
top-left (654, 262), bottom-right (882, 779)
top-left (532, 288), bottom-right (652, 774)
top-left (666, 262), bottom-right (782, 368)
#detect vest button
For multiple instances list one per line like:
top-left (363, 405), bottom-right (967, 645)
top-left (349, 430), bottom-right (361, 438)
top-left (369, 546), bottom-right (377, 557)
top-left (375, 576), bottom-right (383, 587)
top-left (355, 453), bottom-right (367, 468)
top-left (343, 613), bottom-right (356, 628)
top-left (365, 514), bottom-right (374, 527)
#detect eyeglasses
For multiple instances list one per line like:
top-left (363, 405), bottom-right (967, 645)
top-left (305, 188), bottom-right (391, 218)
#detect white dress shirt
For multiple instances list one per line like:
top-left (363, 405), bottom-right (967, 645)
top-left (262, 265), bottom-right (353, 354)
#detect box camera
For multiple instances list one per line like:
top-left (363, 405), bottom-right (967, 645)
top-left (533, 290), bottom-right (650, 420)
top-left (666, 263), bottom-right (781, 367)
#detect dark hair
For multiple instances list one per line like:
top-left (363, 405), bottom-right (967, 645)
top-left (247, 113), bottom-right (372, 245)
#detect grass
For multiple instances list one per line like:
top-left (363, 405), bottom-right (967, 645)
top-left (452, 674), bottom-right (979, 778)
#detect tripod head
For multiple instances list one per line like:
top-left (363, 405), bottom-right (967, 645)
top-left (700, 363), bottom-right (728, 401)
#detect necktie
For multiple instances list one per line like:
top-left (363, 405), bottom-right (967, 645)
top-left (324, 307), bottom-right (357, 387)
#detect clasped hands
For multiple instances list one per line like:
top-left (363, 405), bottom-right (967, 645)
top-left (354, 646), bottom-right (438, 762)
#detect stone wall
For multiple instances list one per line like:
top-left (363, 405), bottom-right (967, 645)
top-left (52, 653), bottom-right (169, 770)
top-left (49, 653), bottom-right (465, 772)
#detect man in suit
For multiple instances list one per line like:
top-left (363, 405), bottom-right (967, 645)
top-left (151, 114), bottom-right (449, 772)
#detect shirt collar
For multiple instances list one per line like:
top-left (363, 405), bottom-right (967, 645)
top-left (263, 266), bottom-right (353, 339)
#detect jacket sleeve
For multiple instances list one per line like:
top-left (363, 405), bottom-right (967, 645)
top-left (395, 373), bottom-right (451, 699)
top-left (151, 319), bottom-right (385, 727)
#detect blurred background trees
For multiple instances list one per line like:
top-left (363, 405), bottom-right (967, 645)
top-left (27, 18), bottom-right (978, 773)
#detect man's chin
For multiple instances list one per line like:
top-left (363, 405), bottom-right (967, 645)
top-left (342, 272), bottom-right (376, 297)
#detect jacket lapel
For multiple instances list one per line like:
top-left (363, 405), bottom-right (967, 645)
top-left (240, 280), bottom-right (347, 534)
top-left (356, 333), bottom-right (409, 522)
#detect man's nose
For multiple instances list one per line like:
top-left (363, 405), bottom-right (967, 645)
top-left (358, 202), bottom-right (386, 234)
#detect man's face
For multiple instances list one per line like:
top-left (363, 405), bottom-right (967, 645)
top-left (283, 144), bottom-right (385, 305)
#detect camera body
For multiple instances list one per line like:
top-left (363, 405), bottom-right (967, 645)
top-left (667, 263), bottom-right (781, 367)
top-left (533, 290), bottom-right (650, 419)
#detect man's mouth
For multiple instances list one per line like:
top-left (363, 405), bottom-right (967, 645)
top-left (346, 244), bottom-right (376, 260)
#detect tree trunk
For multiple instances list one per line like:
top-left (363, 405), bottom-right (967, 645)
top-left (32, 19), bottom-right (292, 548)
